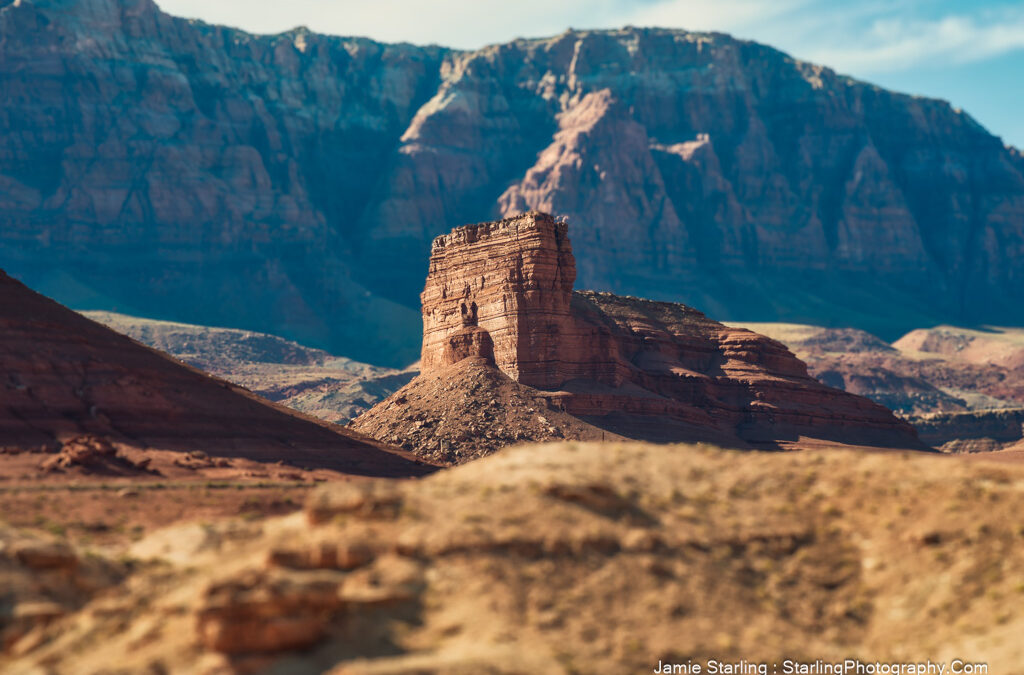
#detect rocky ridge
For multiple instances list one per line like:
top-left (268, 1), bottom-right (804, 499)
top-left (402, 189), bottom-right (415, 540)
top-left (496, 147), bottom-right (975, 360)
top-left (2, 1), bottom-right (1024, 365)
top-left (353, 213), bottom-right (922, 459)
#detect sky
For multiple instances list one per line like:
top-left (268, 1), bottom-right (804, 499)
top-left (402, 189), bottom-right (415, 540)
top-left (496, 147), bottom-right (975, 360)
top-left (156, 0), bottom-right (1024, 149)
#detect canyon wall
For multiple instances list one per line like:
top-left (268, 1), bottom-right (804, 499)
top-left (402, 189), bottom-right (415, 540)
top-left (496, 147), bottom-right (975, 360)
top-left (3, 0), bottom-right (1024, 366)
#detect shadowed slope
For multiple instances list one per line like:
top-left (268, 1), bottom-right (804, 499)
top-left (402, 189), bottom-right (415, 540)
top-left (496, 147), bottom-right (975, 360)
top-left (84, 311), bottom-right (418, 424)
top-left (0, 270), bottom-right (432, 478)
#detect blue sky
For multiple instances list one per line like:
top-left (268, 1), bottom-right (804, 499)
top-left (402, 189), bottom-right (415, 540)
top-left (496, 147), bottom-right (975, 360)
top-left (156, 0), bottom-right (1024, 148)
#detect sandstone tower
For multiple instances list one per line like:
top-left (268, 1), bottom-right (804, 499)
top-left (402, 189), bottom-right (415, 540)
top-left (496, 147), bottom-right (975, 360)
top-left (420, 212), bottom-right (580, 389)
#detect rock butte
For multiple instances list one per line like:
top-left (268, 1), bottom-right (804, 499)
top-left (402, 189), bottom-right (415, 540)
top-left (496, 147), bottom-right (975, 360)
top-left (354, 212), bottom-right (924, 457)
top-left (0, 269), bottom-right (431, 479)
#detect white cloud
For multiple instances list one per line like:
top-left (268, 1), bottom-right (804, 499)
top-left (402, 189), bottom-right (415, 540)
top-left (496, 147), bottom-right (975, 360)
top-left (621, 0), bottom-right (1024, 75)
top-left (622, 0), bottom-right (810, 34)
top-left (155, 0), bottom-right (1024, 75)
top-left (155, 0), bottom-right (633, 48)
top-left (803, 9), bottom-right (1024, 73)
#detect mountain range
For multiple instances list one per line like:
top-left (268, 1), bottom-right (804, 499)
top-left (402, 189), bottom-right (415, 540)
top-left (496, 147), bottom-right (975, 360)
top-left (2, 0), bottom-right (1023, 367)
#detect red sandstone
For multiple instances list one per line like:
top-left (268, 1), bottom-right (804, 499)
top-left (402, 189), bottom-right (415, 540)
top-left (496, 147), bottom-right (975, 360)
top-left (356, 213), bottom-right (923, 458)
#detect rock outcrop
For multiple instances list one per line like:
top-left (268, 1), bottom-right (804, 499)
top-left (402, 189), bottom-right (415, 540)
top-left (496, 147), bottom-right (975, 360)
top-left (7, 441), bottom-right (1024, 672)
top-left (420, 214), bottom-right (579, 387)
top-left (354, 213), bottom-right (922, 458)
top-left (2, 2), bottom-right (1023, 366)
top-left (0, 525), bottom-right (126, 652)
top-left (0, 269), bottom-right (431, 478)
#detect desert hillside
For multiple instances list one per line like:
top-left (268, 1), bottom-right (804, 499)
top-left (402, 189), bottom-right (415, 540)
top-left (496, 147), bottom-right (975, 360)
top-left (0, 268), bottom-right (431, 482)
top-left (83, 308), bottom-right (1024, 457)
top-left (82, 309), bottom-right (1024, 457)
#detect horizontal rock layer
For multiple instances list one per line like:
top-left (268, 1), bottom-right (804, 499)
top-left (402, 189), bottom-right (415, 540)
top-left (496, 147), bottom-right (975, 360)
top-left (2, 1), bottom-right (1024, 365)
top-left (421, 213), bottom-right (577, 387)
top-left (909, 408), bottom-right (1024, 453)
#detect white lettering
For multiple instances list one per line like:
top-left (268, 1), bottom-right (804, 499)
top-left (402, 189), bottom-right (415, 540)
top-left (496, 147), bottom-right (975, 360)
top-left (654, 660), bottom-right (701, 674)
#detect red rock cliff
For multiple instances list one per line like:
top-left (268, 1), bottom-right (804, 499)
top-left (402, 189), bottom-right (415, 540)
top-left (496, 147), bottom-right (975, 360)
top-left (3, 7), bottom-right (1024, 368)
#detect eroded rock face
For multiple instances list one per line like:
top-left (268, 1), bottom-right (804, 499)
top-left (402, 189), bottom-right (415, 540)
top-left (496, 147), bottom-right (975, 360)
top-left (0, 0), bottom-right (447, 366)
top-left (2, 6), bottom-right (1023, 366)
top-left (0, 525), bottom-right (125, 653)
top-left (195, 569), bottom-right (344, 654)
top-left (361, 213), bottom-right (921, 457)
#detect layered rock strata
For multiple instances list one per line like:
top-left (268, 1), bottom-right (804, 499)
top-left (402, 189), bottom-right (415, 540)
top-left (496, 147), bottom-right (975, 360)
top-left (421, 214), bottom-right (577, 387)
top-left (910, 409), bottom-right (1024, 454)
top-left (3, 2), bottom-right (1024, 366)
top-left (356, 213), bottom-right (922, 456)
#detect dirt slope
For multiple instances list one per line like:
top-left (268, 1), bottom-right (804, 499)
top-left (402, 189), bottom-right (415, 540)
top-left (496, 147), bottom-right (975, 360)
top-left (349, 358), bottom-right (626, 464)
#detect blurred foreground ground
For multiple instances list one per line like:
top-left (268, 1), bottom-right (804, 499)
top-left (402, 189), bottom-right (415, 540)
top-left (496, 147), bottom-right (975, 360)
top-left (3, 441), bottom-right (1024, 673)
